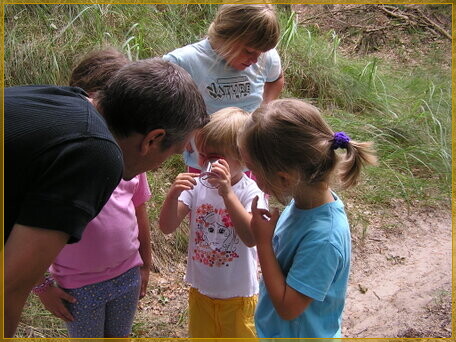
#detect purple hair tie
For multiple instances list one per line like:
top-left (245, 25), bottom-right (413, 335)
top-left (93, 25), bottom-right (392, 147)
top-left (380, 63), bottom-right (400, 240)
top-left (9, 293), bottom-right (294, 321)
top-left (332, 131), bottom-right (350, 150)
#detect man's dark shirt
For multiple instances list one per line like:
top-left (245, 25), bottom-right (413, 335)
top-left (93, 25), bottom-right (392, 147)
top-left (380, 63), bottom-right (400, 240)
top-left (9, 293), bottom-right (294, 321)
top-left (5, 85), bottom-right (123, 243)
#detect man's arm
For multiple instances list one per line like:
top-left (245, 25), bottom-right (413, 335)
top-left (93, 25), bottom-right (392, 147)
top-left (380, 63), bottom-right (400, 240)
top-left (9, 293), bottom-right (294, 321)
top-left (4, 224), bottom-right (69, 337)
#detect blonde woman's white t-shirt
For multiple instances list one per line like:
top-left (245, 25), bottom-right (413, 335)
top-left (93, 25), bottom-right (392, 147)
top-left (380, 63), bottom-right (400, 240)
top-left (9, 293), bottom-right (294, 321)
top-left (163, 38), bottom-right (282, 115)
top-left (179, 174), bottom-right (268, 299)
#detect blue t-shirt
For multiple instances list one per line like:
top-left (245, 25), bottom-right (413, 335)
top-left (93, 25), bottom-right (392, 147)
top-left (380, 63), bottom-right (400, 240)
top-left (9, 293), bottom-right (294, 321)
top-left (255, 193), bottom-right (351, 338)
top-left (163, 39), bottom-right (282, 169)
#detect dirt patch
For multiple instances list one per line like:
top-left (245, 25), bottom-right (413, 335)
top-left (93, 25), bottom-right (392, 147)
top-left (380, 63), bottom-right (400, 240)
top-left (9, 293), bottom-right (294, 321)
top-left (136, 202), bottom-right (452, 338)
top-left (292, 4), bottom-right (451, 69)
top-left (134, 262), bottom-right (189, 338)
top-left (344, 203), bottom-right (452, 337)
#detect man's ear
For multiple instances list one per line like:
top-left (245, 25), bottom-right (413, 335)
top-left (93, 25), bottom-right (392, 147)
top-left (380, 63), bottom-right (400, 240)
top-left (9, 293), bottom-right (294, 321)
top-left (140, 129), bottom-right (166, 155)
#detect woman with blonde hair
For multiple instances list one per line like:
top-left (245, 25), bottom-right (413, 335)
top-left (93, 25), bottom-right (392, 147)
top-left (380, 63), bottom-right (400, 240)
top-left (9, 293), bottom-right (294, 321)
top-left (163, 4), bottom-right (284, 171)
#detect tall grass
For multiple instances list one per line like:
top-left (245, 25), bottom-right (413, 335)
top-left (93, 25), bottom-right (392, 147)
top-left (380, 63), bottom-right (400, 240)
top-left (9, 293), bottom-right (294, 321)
top-left (4, 4), bottom-right (216, 85)
top-left (278, 10), bottom-right (451, 206)
top-left (5, 5), bottom-right (451, 338)
top-left (146, 155), bottom-right (191, 272)
top-left (279, 24), bottom-right (390, 115)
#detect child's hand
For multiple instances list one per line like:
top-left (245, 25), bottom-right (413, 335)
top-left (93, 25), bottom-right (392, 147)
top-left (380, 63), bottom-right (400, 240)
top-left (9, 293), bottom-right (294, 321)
top-left (251, 195), bottom-right (280, 245)
top-left (168, 173), bottom-right (199, 199)
top-left (207, 159), bottom-right (232, 197)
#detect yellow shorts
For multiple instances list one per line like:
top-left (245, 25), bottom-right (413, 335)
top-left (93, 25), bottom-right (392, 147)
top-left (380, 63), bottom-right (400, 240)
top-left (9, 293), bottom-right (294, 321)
top-left (188, 287), bottom-right (258, 339)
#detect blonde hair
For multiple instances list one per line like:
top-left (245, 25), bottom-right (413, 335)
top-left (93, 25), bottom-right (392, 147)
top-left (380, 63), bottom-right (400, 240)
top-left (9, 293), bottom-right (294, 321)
top-left (195, 107), bottom-right (250, 164)
top-left (207, 4), bottom-right (280, 64)
top-left (238, 99), bottom-right (378, 204)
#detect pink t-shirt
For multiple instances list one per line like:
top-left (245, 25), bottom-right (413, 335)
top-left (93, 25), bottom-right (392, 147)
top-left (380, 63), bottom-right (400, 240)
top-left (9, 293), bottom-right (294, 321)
top-left (50, 173), bottom-right (151, 289)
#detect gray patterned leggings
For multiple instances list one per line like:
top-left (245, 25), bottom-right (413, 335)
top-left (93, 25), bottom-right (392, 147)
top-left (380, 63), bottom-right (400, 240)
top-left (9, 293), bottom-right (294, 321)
top-left (63, 266), bottom-right (140, 338)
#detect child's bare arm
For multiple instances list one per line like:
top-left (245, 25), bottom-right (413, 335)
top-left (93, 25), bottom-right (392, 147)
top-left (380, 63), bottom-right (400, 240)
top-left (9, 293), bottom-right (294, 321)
top-left (211, 159), bottom-right (255, 247)
top-left (251, 196), bottom-right (313, 320)
top-left (222, 191), bottom-right (255, 247)
top-left (158, 173), bottom-right (195, 234)
top-left (262, 72), bottom-right (284, 104)
top-left (135, 203), bottom-right (152, 298)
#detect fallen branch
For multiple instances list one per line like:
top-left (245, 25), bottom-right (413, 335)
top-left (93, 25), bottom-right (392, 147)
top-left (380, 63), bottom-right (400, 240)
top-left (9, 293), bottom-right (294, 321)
top-left (379, 5), bottom-right (413, 22)
top-left (416, 7), bottom-right (452, 40)
top-left (296, 4), bottom-right (451, 41)
top-left (379, 5), bottom-right (451, 40)
top-left (298, 4), bottom-right (365, 24)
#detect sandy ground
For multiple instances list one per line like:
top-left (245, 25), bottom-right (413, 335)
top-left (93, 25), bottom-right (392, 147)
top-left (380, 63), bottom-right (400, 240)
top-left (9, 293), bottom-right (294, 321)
top-left (343, 203), bottom-right (452, 338)
top-left (17, 202), bottom-right (453, 338)
top-left (138, 203), bottom-right (453, 338)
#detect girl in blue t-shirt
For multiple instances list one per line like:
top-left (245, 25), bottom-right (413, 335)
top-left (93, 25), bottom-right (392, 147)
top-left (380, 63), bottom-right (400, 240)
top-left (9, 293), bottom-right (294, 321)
top-left (238, 98), bottom-right (378, 338)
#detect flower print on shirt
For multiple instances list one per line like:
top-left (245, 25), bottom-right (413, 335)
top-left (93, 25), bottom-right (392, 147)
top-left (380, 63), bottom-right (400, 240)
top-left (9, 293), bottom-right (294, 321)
top-left (193, 203), bottom-right (240, 267)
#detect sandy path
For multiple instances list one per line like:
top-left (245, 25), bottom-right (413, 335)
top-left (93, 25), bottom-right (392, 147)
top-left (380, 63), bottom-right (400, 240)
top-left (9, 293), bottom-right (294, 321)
top-left (137, 204), bottom-right (452, 338)
top-left (343, 205), bottom-right (452, 337)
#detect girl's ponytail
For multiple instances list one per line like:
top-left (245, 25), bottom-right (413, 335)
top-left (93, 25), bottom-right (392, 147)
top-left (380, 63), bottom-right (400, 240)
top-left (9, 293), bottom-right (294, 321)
top-left (239, 99), bottom-right (378, 201)
top-left (335, 134), bottom-right (377, 189)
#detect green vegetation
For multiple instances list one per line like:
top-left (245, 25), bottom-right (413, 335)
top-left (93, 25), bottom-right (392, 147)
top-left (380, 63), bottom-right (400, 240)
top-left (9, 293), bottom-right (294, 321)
top-left (5, 4), bottom-right (217, 85)
top-left (277, 11), bottom-right (451, 208)
top-left (5, 4), bottom-right (451, 338)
